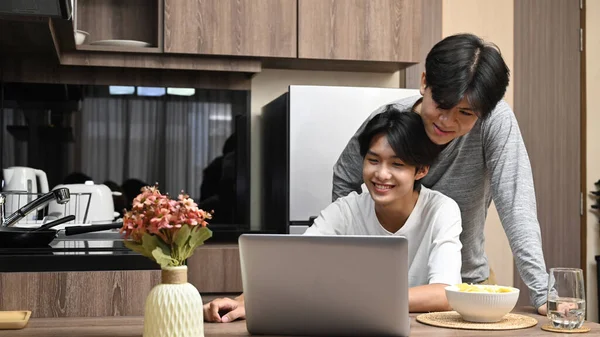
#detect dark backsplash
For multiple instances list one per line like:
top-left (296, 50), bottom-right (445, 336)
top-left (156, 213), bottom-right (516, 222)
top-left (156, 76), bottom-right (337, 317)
top-left (0, 82), bottom-right (251, 231)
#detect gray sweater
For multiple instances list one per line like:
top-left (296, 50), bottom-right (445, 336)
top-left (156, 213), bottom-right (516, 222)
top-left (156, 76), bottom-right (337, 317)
top-left (332, 96), bottom-right (548, 308)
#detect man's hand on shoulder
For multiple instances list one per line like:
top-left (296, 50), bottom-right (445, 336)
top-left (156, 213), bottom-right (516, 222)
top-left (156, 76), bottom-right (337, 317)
top-left (203, 296), bottom-right (246, 323)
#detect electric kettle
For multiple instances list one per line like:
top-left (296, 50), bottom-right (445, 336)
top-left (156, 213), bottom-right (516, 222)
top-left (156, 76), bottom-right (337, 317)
top-left (48, 181), bottom-right (120, 225)
top-left (2, 166), bottom-right (50, 221)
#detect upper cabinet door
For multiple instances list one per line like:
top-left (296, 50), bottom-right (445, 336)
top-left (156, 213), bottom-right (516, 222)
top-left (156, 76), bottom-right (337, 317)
top-left (298, 0), bottom-right (421, 62)
top-left (164, 0), bottom-right (297, 57)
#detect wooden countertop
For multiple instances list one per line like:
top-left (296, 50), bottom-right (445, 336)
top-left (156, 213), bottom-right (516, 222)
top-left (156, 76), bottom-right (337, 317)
top-left (1, 309), bottom-right (598, 336)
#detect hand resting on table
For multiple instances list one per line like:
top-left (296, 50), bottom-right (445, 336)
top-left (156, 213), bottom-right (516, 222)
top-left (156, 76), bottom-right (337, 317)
top-left (203, 295), bottom-right (246, 323)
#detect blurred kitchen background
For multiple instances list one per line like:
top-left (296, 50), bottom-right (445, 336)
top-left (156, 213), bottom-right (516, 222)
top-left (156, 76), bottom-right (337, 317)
top-left (0, 0), bottom-right (599, 322)
top-left (0, 83), bottom-right (250, 228)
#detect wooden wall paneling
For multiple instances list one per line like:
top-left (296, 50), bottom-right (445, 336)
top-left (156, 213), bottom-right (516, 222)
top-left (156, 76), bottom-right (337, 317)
top-left (187, 244), bottom-right (243, 293)
top-left (164, 0), bottom-right (297, 58)
top-left (0, 245), bottom-right (242, 318)
top-left (0, 271), bottom-right (161, 318)
top-left (513, 0), bottom-right (582, 306)
top-left (62, 270), bottom-right (162, 317)
top-left (402, 0), bottom-right (442, 88)
top-left (298, 0), bottom-right (421, 62)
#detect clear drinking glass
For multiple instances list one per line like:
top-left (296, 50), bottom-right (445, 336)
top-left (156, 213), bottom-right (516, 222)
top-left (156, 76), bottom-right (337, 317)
top-left (547, 268), bottom-right (586, 329)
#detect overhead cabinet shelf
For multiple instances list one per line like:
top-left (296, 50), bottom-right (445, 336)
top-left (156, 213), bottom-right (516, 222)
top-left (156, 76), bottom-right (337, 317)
top-left (74, 0), bottom-right (163, 53)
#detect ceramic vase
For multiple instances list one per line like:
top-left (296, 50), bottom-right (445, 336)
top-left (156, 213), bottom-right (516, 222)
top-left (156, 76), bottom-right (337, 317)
top-left (143, 265), bottom-right (204, 337)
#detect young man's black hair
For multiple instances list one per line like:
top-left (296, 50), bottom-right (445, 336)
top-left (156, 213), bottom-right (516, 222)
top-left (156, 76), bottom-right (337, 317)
top-left (424, 33), bottom-right (510, 119)
top-left (358, 105), bottom-right (443, 191)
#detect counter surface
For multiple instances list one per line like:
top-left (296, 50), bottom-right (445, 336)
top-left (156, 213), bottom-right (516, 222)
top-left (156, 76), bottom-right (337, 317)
top-left (0, 309), bottom-right (598, 336)
top-left (0, 231), bottom-right (160, 272)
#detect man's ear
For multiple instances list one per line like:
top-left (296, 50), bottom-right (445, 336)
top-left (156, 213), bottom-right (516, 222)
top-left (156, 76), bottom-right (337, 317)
top-left (419, 72), bottom-right (427, 96)
top-left (415, 165), bottom-right (429, 181)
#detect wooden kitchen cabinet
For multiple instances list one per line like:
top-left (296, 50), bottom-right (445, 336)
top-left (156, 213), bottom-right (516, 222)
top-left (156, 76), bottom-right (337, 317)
top-left (164, 0), bottom-right (297, 58)
top-left (298, 0), bottom-right (421, 62)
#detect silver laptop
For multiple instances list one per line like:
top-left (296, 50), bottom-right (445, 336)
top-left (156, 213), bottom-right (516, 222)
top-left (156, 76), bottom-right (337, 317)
top-left (238, 234), bottom-right (410, 336)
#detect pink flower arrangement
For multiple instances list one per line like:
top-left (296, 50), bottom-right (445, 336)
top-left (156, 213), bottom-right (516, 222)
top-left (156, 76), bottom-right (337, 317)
top-left (120, 185), bottom-right (213, 267)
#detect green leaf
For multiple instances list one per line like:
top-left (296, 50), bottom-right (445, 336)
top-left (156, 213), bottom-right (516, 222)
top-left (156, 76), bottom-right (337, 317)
top-left (155, 236), bottom-right (172, 256)
top-left (126, 227), bottom-right (211, 266)
top-left (173, 225), bottom-right (191, 249)
top-left (151, 246), bottom-right (178, 268)
top-left (141, 233), bottom-right (161, 257)
top-left (124, 240), bottom-right (154, 261)
top-left (188, 227), bottom-right (212, 249)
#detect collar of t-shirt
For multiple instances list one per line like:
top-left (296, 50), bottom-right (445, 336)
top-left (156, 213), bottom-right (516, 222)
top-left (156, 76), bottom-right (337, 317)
top-left (372, 188), bottom-right (426, 236)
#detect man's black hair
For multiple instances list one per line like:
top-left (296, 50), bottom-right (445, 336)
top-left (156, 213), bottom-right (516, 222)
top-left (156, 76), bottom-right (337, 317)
top-left (358, 106), bottom-right (442, 191)
top-left (425, 33), bottom-right (510, 119)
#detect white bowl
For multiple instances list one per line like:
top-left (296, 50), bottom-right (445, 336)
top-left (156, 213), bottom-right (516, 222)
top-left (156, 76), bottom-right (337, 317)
top-left (74, 30), bottom-right (89, 45)
top-left (445, 284), bottom-right (520, 322)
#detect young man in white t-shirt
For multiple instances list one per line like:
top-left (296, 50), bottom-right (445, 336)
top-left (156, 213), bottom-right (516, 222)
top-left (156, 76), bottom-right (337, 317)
top-left (203, 107), bottom-right (463, 322)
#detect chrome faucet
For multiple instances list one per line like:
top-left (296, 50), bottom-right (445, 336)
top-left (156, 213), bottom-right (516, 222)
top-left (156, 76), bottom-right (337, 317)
top-left (0, 188), bottom-right (70, 227)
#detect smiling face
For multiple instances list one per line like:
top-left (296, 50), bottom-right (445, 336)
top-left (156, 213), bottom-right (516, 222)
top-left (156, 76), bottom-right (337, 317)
top-left (417, 73), bottom-right (480, 145)
top-left (362, 133), bottom-right (428, 208)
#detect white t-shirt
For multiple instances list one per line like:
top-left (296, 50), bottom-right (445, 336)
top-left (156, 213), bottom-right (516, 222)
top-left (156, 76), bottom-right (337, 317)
top-left (304, 185), bottom-right (463, 288)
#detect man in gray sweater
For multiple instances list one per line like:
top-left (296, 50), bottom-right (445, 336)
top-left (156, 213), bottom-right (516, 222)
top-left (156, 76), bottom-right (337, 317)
top-left (333, 33), bottom-right (549, 314)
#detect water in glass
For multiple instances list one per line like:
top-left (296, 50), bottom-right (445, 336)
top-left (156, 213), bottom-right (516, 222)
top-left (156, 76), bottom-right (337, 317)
top-left (547, 268), bottom-right (586, 330)
top-left (548, 297), bottom-right (586, 329)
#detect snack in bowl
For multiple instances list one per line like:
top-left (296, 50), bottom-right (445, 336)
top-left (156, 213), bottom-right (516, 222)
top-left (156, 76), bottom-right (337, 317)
top-left (445, 283), bottom-right (520, 323)
top-left (456, 283), bottom-right (515, 293)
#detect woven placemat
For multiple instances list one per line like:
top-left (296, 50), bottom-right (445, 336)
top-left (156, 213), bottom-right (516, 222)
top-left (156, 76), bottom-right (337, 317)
top-left (541, 324), bottom-right (590, 333)
top-left (416, 311), bottom-right (538, 331)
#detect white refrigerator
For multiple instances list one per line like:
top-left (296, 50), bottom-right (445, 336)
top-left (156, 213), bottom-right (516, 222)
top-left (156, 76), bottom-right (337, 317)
top-left (261, 85), bottom-right (420, 234)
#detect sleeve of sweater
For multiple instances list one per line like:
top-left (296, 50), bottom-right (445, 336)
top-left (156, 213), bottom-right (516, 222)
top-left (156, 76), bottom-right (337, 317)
top-left (482, 101), bottom-right (549, 309)
top-left (428, 198), bottom-right (463, 286)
